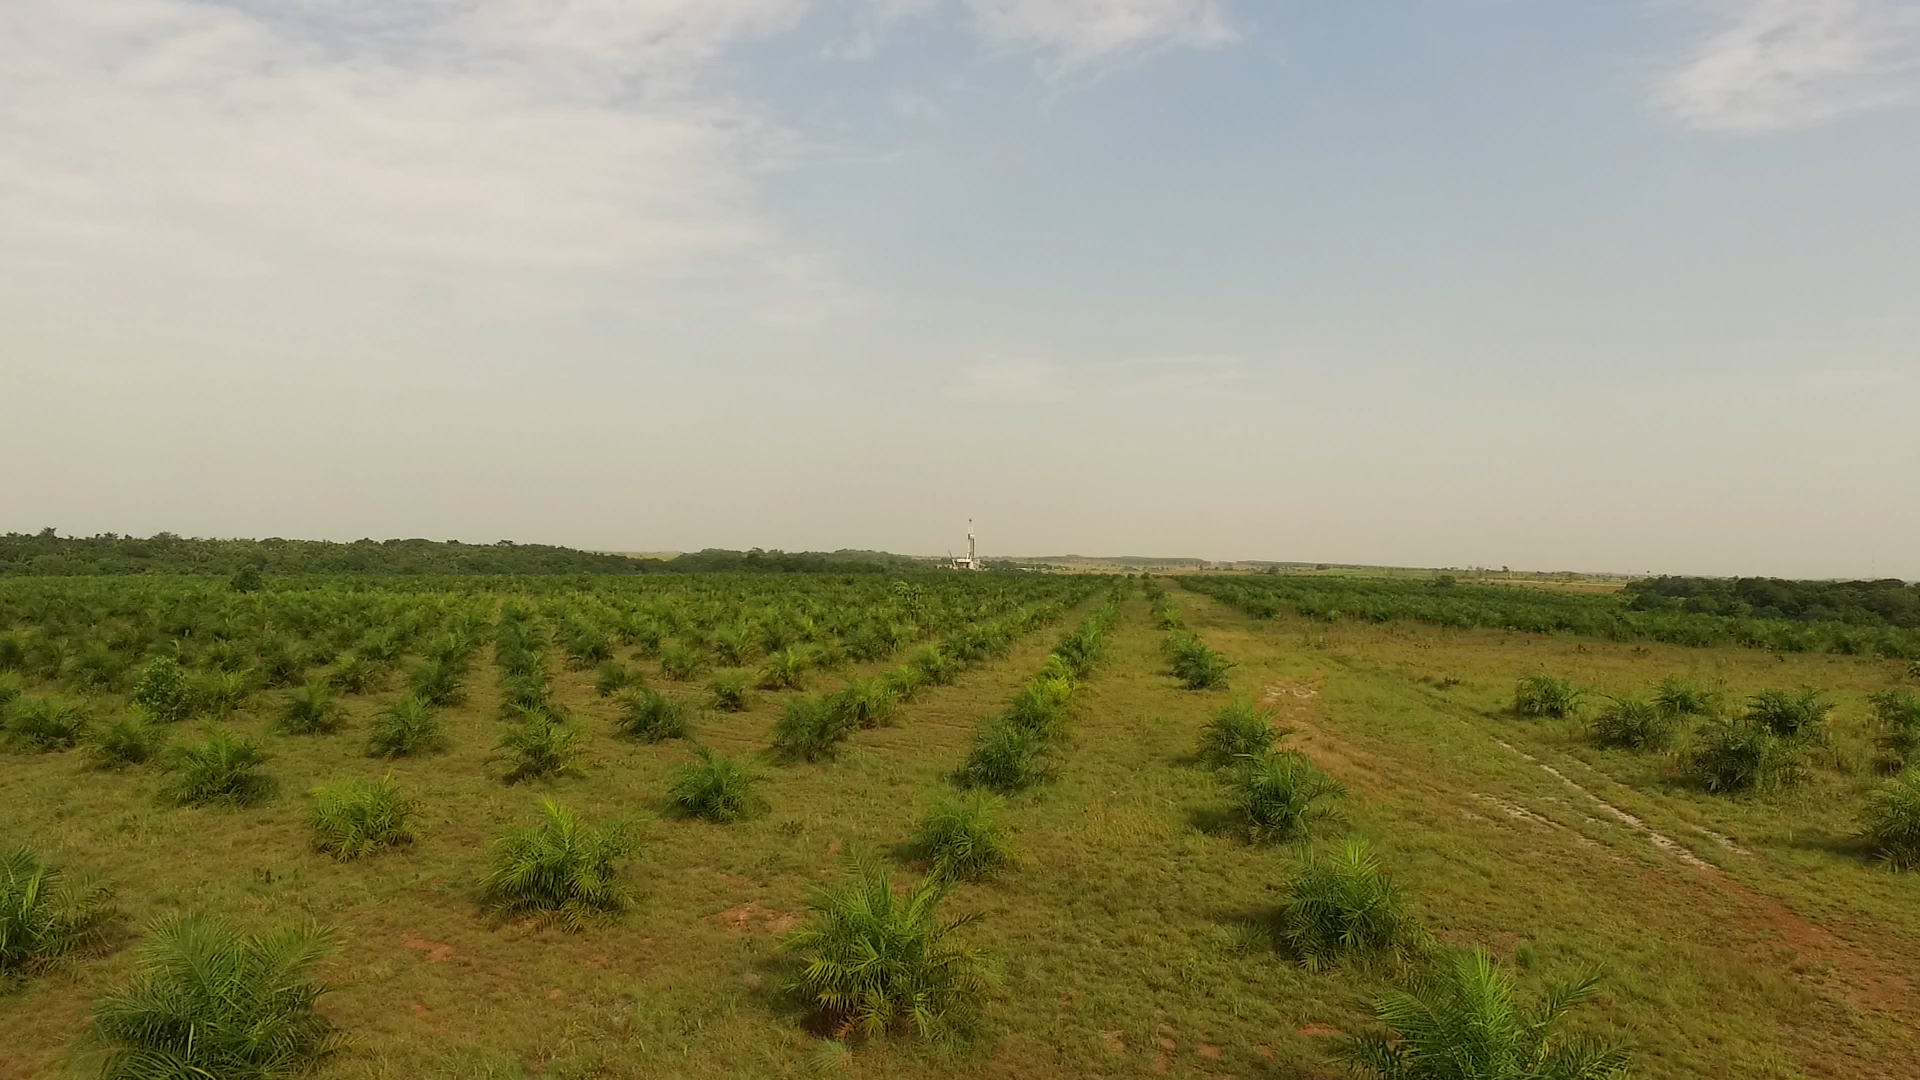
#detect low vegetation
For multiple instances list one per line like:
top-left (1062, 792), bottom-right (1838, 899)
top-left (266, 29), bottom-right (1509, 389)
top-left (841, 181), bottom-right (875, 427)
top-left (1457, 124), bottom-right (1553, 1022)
top-left (480, 800), bottom-right (640, 928)
top-left (1229, 751), bottom-right (1343, 842)
top-left (309, 775), bottom-right (418, 861)
top-left (1513, 674), bottom-right (1581, 719)
top-left (1276, 837), bottom-right (1422, 970)
top-left (910, 790), bottom-right (1016, 881)
top-left (162, 726), bottom-right (275, 806)
top-left (1, 848), bottom-right (115, 988)
top-left (1196, 696), bottom-right (1283, 767)
top-left (666, 746), bottom-right (768, 823)
top-left (613, 688), bottom-right (691, 743)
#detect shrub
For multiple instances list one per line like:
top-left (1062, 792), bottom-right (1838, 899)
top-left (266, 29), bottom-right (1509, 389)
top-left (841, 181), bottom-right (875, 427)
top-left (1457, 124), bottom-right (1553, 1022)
top-left (1653, 677), bottom-right (1718, 717)
top-left (162, 726), bottom-right (274, 806)
top-left (769, 695), bottom-right (852, 764)
top-left (1, 848), bottom-right (114, 986)
top-left (758, 647), bottom-right (808, 690)
top-left (1168, 632), bottom-right (1232, 690)
top-left (497, 707), bottom-right (586, 783)
top-left (827, 677), bottom-right (896, 730)
top-left (365, 696), bottom-right (445, 759)
top-left (1589, 697), bottom-right (1676, 751)
top-left (89, 914), bottom-right (340, 1080)
top-left (1275, 837), bottom-right (1422, 970)
top-left (1744, 689), bottom-right (1829, 740)
top-left (910, 791), bottom-right (1015, 881)
top-left (956, 721), bottom-right (1050, 793)
top-left (90, 709), bottom-right (169, 768)
top-left (613, 688), bottom-right (691, 743)
top-left (708, 670), bottom-right (751, 712)
top-left (479, 800), bottom-right (639, 927)
top-left (1685, 718), bottom-right (1801, 794)
top-left (1335, 947), bottom-right (1631, 1080)
top-left (279, 680), bottom-right (342, 736)
top-left (594, 661), bottom-right (637, 698)
top-left (667, 746), bottom-right (768, 823)
top-left (783, 853), bottom-right (991, 1041)
top-left (1871, 689), bottom-right (1920, 771)
top-left (406, 656), bottom-right (466, 707)
top-left (309, 775), bottom-right (418, 861)
top-left (5, 695), bottom-right (89, 752)
top-left (1860, 770), bottom-right (1920, 870)
top-left (1513, 674), bottom-right (1581, 719)
top-left (1197, 697), bottom-right (1282, 767)
top-left (130, 657), bottom-right (195, 724)
top-left (1229, 751), bottom-right (1342, 842)
top-left (659, 643), bottom-right (702, 681)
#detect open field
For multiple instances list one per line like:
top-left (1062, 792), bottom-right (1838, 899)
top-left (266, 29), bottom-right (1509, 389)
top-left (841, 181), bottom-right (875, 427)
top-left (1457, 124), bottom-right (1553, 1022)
top-left (4, 570), bottom-right (1919, 1079)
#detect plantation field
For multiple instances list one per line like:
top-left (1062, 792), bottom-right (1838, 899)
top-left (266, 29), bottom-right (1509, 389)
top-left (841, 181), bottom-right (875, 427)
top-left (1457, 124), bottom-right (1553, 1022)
top-left (4, 572), bottom-right (1919, 1079)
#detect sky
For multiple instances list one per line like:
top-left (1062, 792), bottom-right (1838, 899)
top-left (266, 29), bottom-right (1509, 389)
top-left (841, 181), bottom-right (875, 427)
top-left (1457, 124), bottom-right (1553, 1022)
top-left (2, 0), bottom-right (1917, 578)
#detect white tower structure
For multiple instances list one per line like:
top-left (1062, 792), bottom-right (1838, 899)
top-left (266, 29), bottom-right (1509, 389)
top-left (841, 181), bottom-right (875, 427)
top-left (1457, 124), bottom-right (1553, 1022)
top-left (951, 520), bottom-right (984, 571)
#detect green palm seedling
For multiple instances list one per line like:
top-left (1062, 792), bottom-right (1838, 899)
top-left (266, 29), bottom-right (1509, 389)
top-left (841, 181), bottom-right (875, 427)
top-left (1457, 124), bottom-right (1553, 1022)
top-left (910, 791), bottom-right (1016, 882)
top-left (1, 848), bottom-right (115, 987)
top-left (406, 655), bottom-right (466, 707)
top-left (757, 647), bottom-right (809, 690)
top-left (712, 624), bottom-right (756, 666)
top-left (783, 853), bottom-right (993, 1041)
top-left (1860, 770), bottom-right (1920, 870)
top-left (325, 651), bottom-right (380, 695)
top-left (0, 672), bottom-right (21, 715)
top-left (956, 720), bottom-right (1050, 793)
top-left (564, 624), bottom-right (614, 669)
top-left (1588, 697), bottom-right (1675, 751)
top-left (497, 705), bottom-right (586, 783)
top-left (1197, 697), bottom-right (1284, 768)
top-left (827, 677), bottom-right (897, 730)
top-left (130, 656), bottom-right (196, 724)
top-left (88, 914), bottom-right (341, 1080)
top-left (195, 669), bottom-right (254, 718)
top-left (1685, 718), bottom-right (1801, 793)
top-left (1168, 632), bottom-right (1233, 690)
top-left (1872, 689), bottom-right (1920, 772)
top-left (279, 679), bottom-right (342, 735)
top-left (1276, 837), bottom-right (1424, 970)
top-left (497, 671), bottom-right (554, 720)
top-left (1002, 672), bottom-right (1073, 739)
top-left (613, 688), bottom-right (691, 743)
top-left (1744, 689), bottom-right (1829, 740)
top-left (1229, 751), bottom-right (1343, 842)
top-left (257, 637), bottom-right (305, 689)
top-left (1514, 675), bottom-right (1582, 719)
top-left (479, 799), bottom-right (640, 927)
top-left (667, 746), bottom-right (768, 823)
top-left (309, 775), bottom-right (418, 861)
top-left (89, 708), bottom-right (169, 768)
top-left (4, 695), bottom-right (89, 752)
top-left (366, 696), bottom-right (446, 759)
top-left (769, 695), bottom-right (852, 764)
top-left (909, 647), bottom-right (964, 687)
top-left (1652, 677), bottom-right (1717, 718)
top-left (708, 670), bottom-right (751, 712)
top-left (1334, 946), bottom-right (1632, 1080)
top-left (162, 726), bottom-right (274, 807)
top-left (659, 643), bottom-right (702, 681)
top-left (595, 661), bottom-right (638, 698)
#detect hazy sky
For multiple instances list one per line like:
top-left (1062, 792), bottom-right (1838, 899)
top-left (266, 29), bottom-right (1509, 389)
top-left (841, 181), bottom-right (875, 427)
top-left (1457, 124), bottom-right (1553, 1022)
top-left (3, 1), bottom-right (1917, 578)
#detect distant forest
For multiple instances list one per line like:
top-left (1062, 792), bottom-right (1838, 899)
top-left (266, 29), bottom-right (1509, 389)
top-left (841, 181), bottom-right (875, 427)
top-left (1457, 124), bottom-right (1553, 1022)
top-left (0, 531), bottom-right (917, 577)
top-left (1623, 576), bottom-right (1920, 630)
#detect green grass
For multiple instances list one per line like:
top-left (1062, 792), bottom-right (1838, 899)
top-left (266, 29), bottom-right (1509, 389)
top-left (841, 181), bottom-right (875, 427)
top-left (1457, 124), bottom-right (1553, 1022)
top-left (88, 914), bottom-right (340, 1080)
top-left (479, 800), bottom-right (640, 928)
top-left (665, 746), bottom-right (768, 823)
top-left (309, 774), bottom-right (419, 861)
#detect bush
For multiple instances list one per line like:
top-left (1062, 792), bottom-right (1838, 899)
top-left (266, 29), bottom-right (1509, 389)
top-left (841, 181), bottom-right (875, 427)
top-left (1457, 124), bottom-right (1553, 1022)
top-left (1168, 632), bottom-right (1232, 690)
top-left (1335, 947), bottom-right (1630, 1080)
top-left (309, 775), bottom-right (417, 861)
top-left (89, 914), bottom-right (340, 1080)
top-left (497, 707), bottom-right (586, 783)
top-left (1653, 677), bottom-right (1718, 717)
top-left (163, 726), bottom-right (275, 806)
top-left (769, 695), bottom-right (852, 764)
top-left (667, 746), bottom-right (768, 823)
top-left (90, 709), bottom-right (169, 768)
top-left (1276, 837), bottom-right (1422, 970)
top-left (365, 696), bottom-right (445, 759)
top-left (1685, 718), bottom-right (1801, 794)
top-left (910, 791), bottom-right (1015, 881)
top-left (1197, 697), bottom-right (1282, 767)
top-left (1589, 697), bottom-right (1676, 751)
top-left (708, 670), bottom-right (751, 712)
top-left (1861, 770), bottom-right (1920, 870)
top-left (1871, 689), bottom-right (1920, 771)
top-left (406, 656), bottom-right (466, 707)
top-left (480, 800), bottom-right (639, 927)
top-left (956, 720), bottom-right (1050, 793)
top-left (594, 661), bottom-right (637, 698)
top-left (783, 853), bottom-right (991, 1041)
top-left (612, 688), bottom-right (691, 743)
top-left (1744, 689), bottom-right (1829, 740)
top-left (1513, 674), bottom-right (1581, 719)
top-left (1229, 751), bottom-right (1342, 842)
top-left (279, 680), bottom-right (342, 735)
top-left (5, 695), bottom-right (89, 752)
top-left (827, 677), bottom-right (896, 730)
top-left (1, 848), bottom-right (114, 987)
top-left (130, 657), bottom-right (195, 724)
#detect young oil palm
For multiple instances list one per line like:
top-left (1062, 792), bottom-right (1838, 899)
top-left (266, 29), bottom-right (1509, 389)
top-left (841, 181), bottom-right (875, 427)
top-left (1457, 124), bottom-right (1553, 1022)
top-left (1197, 697), bottom-right (1283, 767)
top-left (1, 848), bottom-right (115, 987)
top-left (479, 799), bottom-right (640, 927)
top-left (910, 790), bottom-right (1016, 882)
top-left (1276, 836), bottom-right (1423, 970)
top-left (309, 774), bottom-right (418, 861)
top-left (1229, 751), bottom-right (1342, 842)
top-left (666, 746), bottom-right (768, 823)
top-left (612, 688), bottom-right (691, 743)
top-left (162, 726), bottom-right (275, 807)
top-left (365, 696), bottom-right (445, 759)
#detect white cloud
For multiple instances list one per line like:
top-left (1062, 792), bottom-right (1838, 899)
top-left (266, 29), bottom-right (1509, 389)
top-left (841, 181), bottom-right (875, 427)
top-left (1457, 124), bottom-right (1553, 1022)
top-left (1657, 0), bottom-right (1920, 132)
top-left (967, 0), bottom-right (1235, 69)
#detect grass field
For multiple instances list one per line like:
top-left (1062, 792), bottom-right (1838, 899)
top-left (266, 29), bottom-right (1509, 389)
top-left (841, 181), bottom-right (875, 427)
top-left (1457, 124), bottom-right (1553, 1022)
top-left (3, 575), bottom-right (1918, 1079)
